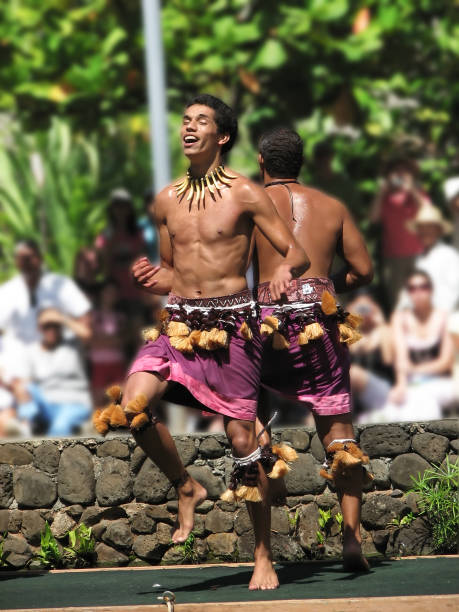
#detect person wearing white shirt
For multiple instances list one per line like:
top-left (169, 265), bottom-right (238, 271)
top-left (0, 240), bottom-right (92, 373)
top-left (12, 308), bottom-right (92, 436)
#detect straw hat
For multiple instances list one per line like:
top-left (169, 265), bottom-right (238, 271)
top-left (406, 205), bottom-right (453, 235)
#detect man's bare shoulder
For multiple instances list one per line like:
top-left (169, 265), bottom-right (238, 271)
top-left (230, 171), bottom-right (266, 208)
top-left (300, 185), bottom-right (347, 212)
top-left (149, 182), bottom-right (179, 218)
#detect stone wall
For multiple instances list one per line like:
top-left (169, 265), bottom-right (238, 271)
top-left (0, 420), bottom-right (458, 569)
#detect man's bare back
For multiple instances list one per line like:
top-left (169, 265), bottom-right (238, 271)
top-left (255, 183), bottom-right (372, 290)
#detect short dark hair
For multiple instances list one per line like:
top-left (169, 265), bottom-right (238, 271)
top-left (14, 238), bottom-right (41, 257)
top-left (185, 94), bottom-right (238, 154)
top-left (258, 127), bottom-right (304, 178)
top-left (382, 156), bottom-right (419, 178)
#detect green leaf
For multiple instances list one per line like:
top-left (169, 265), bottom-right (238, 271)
top-left (251, 39), bottom-right (287, 70)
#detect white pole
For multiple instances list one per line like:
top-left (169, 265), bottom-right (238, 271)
top-left (141, 0), bottom-right (171, 192)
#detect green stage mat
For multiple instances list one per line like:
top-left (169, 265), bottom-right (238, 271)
top-left (1, 558), bottom-right (458, 610)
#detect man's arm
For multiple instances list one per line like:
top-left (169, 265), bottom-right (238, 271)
top-left (244, 183), bottom-right (310, 300)
top-left (332, 204), bottom-right (373, 293)
top-left (131, 192), bottom-right (173, 295)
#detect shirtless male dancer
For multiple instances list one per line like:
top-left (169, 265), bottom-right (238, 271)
top-left (96, 96), bottom-right (309, 590)
top-left (255, 127), bottom-right (373, 571)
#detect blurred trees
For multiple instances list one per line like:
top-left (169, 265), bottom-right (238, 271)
top-left (1, 0), bottom-right (459, 276)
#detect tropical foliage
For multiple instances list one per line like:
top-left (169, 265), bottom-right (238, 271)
top-left (1, 0), bottom-right (459, 277)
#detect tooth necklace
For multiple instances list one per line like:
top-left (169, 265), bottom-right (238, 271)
top-left (174, 165), bottom-right (238, 208)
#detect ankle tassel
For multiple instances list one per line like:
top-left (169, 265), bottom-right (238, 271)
top-left (267, 444), bottom-right (298, 479)
top-left (92, 385), bottom-right (127, 436)
top-left (320, 439), bottom-right (373, 484)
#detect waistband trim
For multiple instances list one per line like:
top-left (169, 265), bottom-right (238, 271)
top-left (257, 277), bottom-right (335, 305)
top-left (168, 289), bottom-right (254, 310)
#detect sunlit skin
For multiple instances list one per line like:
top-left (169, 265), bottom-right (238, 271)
top-left (129, 104), bottom-right (308, 590)
top-left (255, 156), bottom-right (373, 572)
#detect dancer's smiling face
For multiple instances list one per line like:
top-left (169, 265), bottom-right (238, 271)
top-left (181, 104), bottom-right (229, 160)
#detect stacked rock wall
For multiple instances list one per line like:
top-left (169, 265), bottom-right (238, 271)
top-left (0, 420), bottom-right (457, 569)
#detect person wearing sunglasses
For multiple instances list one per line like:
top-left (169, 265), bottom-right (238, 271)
top-left (369, 270), bottom-right (454, 422)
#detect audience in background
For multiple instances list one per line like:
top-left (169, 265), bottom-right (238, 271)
top-left (399, 206), bottom-right (459, 311)
top-left (346, 291), bottom-right (393, 419)
top-left (89, 279), bottom-right (129, 408)
top-left (138, 189), bottom-right (159, 262)
top-left (73, 246), bottom-right (100, 302)
top-left (367, 271), bottom-right (454, 422)
top-left (11, 307), bottom-right (92, 436)
top-left (370, 157), bottom-right (430, 308)
top-left (95, 189), bottom-right (146, 312)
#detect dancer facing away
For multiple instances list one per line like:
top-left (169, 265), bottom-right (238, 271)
top-left (94, 96), bottom-right (309, 590)
top-left (255, 127), bottom-right (373, 571)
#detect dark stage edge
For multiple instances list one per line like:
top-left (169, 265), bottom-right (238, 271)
top-left (0, 557), bottom-right (458, 611)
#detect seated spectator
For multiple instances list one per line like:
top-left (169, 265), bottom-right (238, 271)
top-left (95, 189), bottom-right (147, 312)
top-left (12, 308), bottom-right (92, 436)
top-left (89, 279), bottom-right (128, 408)
top-left (138, 189), bottom-right (159, 263)
top-left (368, 271), bottom-right (454, 422)
top-left (346, 291), bottom-right (394, 420)
top-left (370, 156), bottom-right (430, 308)
top-left (73, 246), bottom-right (100, 302)
top-left (0, 240), bottom-right (92, 369)
top-left (400, 206), bottom-right (459, 311)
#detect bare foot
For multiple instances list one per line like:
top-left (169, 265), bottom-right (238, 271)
top-left (343, 536), bottom-right (370, 572)
top-left (249, 554), bottom-right (279, 590)
top-left (171, 476), bottom-right (207, 544)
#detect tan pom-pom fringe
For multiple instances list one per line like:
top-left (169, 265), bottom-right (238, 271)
top-left (235, 485), bottom-right (262, 503)
top-left (110, 403), bottom-right (129, 428)
top-left (124, 393), bottom-right (149, 416)
top-left (260, 323), bottom-right (274, 336)
top-left (166, 321), bottom-right (190, 337)
top-left (268, 458), bottom-right (290, 479)
top-left (106, 385), bottom-right (122, 402)
top-left (239, 321), bottom-right (253, 341)
top-left (263, 315), bottom-right (279, 330)
top-left (130, 412), bottom-right (150, 431)
top-left (321, 290), bottom-right (338, 315)
top-left (339, 323), bottom-right (362, 345)
top-left (100, 404), bottom-right (115, 424)
top-left (169, 335), bottom-right (194, 353)
top-left (298, 321), bottom-right (323, 345)
top-left (159, 309), bottom-right (170, 323)
top-left (272, 444), bottom-right (298, 463)
top-left (92, 409), bottom-right (109, 435)
top-left (320, 441), bottom-right (373, 483)
top-left (142, 326), bottom-right (161, 342)
top-left (345, 312), bottom-right (363, 329)
top-left (220, 489), bottom-right (237, 503)
top-left (272, 331), bottom-right (290, 350)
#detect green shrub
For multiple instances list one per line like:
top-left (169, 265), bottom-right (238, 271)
top-left (409, 456), bottom-right (459, 554)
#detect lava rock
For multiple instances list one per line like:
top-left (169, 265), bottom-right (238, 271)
top-left (130, 447), bottom-right (146, 473)
top-left (102, 519), bottom-right (133, 551)
top-left (361, 494), bottom-right (408, 530)
top-left (386, 518), bottom-right (434, 557)
top-left (131, 508), bottom-right (156, 534)
top-left (297, 503), bottom-right (320, 550)
top-left (14, 467), bottom-right (57, 508)
top-left (186, 465), bottom-right (225, 500)
top-left (199, 437), bottom-right (225, 459)
top-left (271, 506), bottom-right (290, 535)
top-left (132, 534), bottom-right (164, 561)
top-left (271, 532), bottom-right (304, 561)
top-left (411, 433), bottom-right (449, 464)
top-left (285, 453), bottom-right (326, 495)
top-left (2, 534), bottom-right (33, 568)
top-left (21, 510), bottom-right (45, 545)
top-left (97, 440), bottom-right (130, 459)
top-left (360, 425), bottom-right (410, 458)
top-left (310, 434), bottom-right (325, 462)
top-left (426, 419), bottom-right (459, 439)
top-left (368, 458), bottom-right (391, 489)
top-left (80, 506), bottom-right (127, 526)
top-left (0, 464), bottom-right (13, 508)
top-left (51, 512), bottom-right (76, 540)
top-left (95, 542), bottom-right (129, 566)
top-left (33, 442), bottom-right (60, 473)
top-left (0, 444), bottom-right (33, 465)
top-left (389, 453), bottom-right (431, 490)
top-left (280, 430), bottom-right (310, 451)
top-left (206, 532), bottom-right (237, 559)
top-left (175, 438), bottom-right (198, 466)
top-left (205, 508), bottom-right (233, 533)
top-left (58, 445), bottom-right (95, 505)
top-left (133, 458), bottom-right (171, 504)
top-left (96, 458), bottom-right (132, 506)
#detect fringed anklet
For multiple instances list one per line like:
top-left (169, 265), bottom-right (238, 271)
top-left (320, 438), bottom-right (373, 485)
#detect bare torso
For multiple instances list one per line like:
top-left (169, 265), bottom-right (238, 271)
top-left (256, 184), bottom-right (344, 282)
top-left (154, 172), bottom-right (256, 298)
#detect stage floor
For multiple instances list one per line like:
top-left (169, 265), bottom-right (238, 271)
top-left (1, 557), bottom-right (458, 611)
